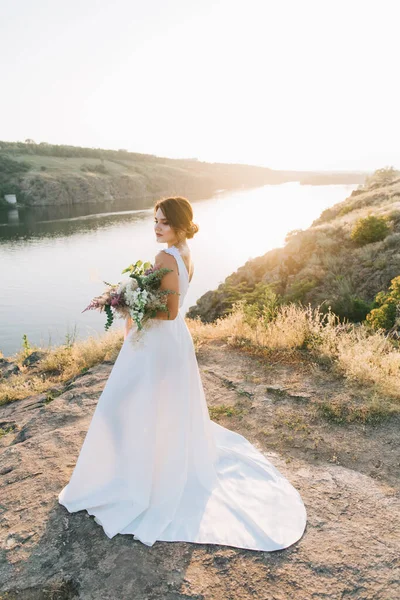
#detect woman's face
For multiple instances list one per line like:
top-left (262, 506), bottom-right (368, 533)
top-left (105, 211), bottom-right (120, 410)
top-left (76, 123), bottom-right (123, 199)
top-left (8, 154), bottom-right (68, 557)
top-left (154, 207), bottom-right (178, 244)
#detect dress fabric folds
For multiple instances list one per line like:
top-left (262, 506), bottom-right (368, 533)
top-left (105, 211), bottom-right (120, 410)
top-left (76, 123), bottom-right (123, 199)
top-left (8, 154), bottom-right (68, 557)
top-left (58, 245), bottom-right (307, 551)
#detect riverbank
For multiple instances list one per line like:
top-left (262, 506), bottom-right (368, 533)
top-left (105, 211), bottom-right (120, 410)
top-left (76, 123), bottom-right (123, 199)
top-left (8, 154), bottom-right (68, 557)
top-left (188, 172), bottom-right (400, 325)
top-left (0, 140), bottom-right (366, 207)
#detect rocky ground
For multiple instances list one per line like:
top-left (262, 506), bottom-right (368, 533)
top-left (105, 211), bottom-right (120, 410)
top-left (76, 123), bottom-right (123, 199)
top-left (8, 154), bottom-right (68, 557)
top-left (0, 340), bottom-right (399, 599)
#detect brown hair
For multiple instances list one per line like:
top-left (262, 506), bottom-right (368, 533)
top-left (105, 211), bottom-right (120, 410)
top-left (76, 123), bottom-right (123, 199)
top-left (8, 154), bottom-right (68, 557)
top-left (153, 196), bottom-right (199, 240)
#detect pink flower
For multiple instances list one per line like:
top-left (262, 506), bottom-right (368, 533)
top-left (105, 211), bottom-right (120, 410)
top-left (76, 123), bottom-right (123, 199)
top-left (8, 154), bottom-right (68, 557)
top-left (110, 295), bottom-right (121, 307)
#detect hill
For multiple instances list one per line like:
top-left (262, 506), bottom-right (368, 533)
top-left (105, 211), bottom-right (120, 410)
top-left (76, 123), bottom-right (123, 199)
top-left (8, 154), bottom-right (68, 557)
top-left (187, 167), bottom-right (400, 325)
top-left (0, 140), bottom-right (366, 207)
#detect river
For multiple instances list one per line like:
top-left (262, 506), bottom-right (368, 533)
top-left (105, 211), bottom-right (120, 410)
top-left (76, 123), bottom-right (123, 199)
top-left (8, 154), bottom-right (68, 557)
top-left (0, 182), bottom-right (358, 356)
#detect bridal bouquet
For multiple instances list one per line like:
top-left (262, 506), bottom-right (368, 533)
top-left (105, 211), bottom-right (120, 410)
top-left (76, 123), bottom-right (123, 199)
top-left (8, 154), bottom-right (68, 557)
top-left (82, 259), bottom-right (178, 332)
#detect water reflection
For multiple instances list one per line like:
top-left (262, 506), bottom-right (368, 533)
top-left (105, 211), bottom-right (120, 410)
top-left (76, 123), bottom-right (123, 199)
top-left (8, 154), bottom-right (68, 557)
top-left (0, 184), bottom-right (357, 356)
top-left (6, 208), bottom-right (20, 225)
top-left (0, 192), bottom-right (208, 241)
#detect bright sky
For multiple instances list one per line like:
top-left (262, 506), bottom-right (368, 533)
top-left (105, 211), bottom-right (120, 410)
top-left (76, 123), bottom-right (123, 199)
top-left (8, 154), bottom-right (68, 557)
top-left (0, 0), bottom-right (399, 171)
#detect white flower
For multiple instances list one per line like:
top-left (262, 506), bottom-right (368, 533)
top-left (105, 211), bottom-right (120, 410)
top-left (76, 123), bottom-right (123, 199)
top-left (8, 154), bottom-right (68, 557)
top-left (118, 278), bottom-right (139, 295)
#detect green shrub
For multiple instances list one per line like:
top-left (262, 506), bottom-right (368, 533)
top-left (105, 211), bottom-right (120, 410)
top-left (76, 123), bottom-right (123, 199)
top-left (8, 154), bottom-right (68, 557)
top-left (350, 214), bottom-right (390, 245)
top-left (285, 278), bottom-right (317, 303)
top-left (338, 204), bottom-right (355, 217)
top-left (80, 163), bottom-right (108, 174)
top-left (384, 233), bottom-right (400, 248)
top-left (330, 295), bottom-right (372, 323)
top-left (0, 155), bottom-right (31, 175)
top-left (366, 275), bottom-right (400, 330)
top-left (241, 283), bottom-right (281, 326)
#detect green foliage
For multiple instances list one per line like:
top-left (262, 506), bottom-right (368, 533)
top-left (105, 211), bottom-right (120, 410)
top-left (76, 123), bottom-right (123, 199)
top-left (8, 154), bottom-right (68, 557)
top-left (22, 333), bottom-right (31, 357)
top-left (240, 284), bottom-right (281, 327)
top-left (80, 163), bottom-right (108, 174)
top-left (317, 398), bottom-right (393, 424)
top-left (121, 260), bottom-right (173, 293)
top-left (0, 154), bottom-right (31, 175)
top-left (104, 304), bottom-right (114, 331)
top-left (338, 204), bottom-right (354, 217)
top-left (243, 282), bottom-right (279, 313)
top-left (209, 405), bottom-right (243, 420)
top-left (0, 140), bottom-right (156, 163)
top-left (384, 232), bottom-right (400, 249)
top-left (0, 424), bottom-right (15, 438)
top-left (366, 275), bottom-right (400, 331)
top-left (0, 154), bottom-right (32, 203)
top-left (330, 295), bottom-right (372, 323)
top-left (350, 214), bottom-right (390, 245)
top-left (226, 282), bottom-right (281, 324)
top-left (121, 259), bottom-right (152, 276)
top-left (285, 278), bottom-right (317, 303)
top-left (366, 300), bottom-right (398, 330)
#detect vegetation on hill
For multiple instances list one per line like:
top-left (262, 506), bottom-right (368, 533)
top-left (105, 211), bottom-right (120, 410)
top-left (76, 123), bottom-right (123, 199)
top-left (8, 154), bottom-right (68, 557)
top-left (0, 154), bottom-right (31, 202)
top-left (187, 167), bottom-right (400, 333)
top-left (0, 140), bottom-right (366, 207)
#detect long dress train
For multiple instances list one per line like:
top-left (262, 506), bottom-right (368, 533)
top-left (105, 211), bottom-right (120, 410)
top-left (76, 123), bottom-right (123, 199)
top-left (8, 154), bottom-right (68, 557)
top-left (58, 245), bottom-right (307, 551)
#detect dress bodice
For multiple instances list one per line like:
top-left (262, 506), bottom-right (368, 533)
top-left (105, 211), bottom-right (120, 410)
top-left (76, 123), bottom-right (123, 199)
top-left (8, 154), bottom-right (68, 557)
top-left (161, 246), bottom-right (190, 308)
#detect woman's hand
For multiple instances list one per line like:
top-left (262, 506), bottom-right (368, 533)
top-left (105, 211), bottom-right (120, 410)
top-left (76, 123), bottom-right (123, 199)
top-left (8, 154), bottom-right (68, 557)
top-left (124, 314), bottom-right (133, 339)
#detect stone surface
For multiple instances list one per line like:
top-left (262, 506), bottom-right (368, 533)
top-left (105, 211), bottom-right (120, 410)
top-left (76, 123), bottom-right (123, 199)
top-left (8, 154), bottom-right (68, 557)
top-left (0, 341), bottom-right (399, 599)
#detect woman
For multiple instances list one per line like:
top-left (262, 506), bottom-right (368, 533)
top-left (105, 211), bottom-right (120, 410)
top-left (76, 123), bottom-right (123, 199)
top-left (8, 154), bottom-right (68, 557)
top-left (58, 196), bottom-right (307, 551)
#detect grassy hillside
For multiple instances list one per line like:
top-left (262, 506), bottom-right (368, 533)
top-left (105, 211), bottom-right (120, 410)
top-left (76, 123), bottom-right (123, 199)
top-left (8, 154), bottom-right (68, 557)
top-left (0, 140), bottom-right (366, 207)
top-left (187, 167), bottom-right (400, 328)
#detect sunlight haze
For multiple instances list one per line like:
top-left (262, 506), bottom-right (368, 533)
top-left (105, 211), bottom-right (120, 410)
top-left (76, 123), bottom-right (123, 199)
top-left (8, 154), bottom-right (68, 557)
top-left (0, 0), bottom-right (398, 171)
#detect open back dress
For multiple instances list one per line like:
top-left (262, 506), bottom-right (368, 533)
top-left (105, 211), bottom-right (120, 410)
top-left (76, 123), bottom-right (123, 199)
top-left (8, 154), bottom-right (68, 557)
top-left (58, 244), bottom-right (307, 551)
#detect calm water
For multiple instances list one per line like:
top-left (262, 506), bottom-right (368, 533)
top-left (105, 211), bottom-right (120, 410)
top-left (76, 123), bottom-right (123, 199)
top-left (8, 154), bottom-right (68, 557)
top-left (0, 183), bottom-right (357, 357)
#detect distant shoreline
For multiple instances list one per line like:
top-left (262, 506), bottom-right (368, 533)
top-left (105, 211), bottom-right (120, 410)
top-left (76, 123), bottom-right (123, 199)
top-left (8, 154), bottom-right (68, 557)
top-left (0, 140), bottom-right (366, 208)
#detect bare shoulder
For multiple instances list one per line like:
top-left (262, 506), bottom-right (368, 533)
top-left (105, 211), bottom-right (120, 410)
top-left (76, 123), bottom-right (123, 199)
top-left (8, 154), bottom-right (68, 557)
top-left (155, 247), bottom-right (194, 281)
top-left (154, 250), bottom-right (178, 270)
top-left (155, 249), bottom-right (174, 261)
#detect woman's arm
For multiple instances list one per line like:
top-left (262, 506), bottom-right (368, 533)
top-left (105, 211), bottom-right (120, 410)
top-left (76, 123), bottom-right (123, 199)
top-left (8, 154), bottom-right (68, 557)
top-left (151, 251), bottom-right (180, 320)
top-left (124, 314), bottom-right (133, 339)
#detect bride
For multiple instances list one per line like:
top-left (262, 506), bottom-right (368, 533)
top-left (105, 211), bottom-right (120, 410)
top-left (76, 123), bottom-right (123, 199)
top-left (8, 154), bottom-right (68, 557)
top-left (58, 196), bottom-right (307, 551)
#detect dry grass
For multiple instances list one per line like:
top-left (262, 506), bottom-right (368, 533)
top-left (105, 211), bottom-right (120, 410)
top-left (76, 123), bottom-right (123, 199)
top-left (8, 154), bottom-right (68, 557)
top-left (0, 328), bottom-right (123, 405)
top-left (187, 301), bottom-right (400, 401)
top-left (2, 302), bottom-right (400, 411)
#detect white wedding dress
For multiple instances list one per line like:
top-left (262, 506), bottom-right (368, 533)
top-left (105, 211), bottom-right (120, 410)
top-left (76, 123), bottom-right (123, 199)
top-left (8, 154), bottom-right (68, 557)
top-left (58, 245), bottom-right (307, 551)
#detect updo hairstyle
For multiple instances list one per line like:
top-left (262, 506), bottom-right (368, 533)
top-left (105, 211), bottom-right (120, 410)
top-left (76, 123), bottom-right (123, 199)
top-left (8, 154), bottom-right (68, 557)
top-left (153, 196), bottom-right (199, 240)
